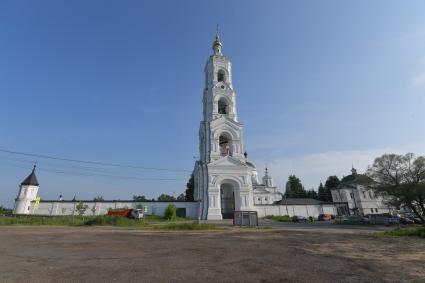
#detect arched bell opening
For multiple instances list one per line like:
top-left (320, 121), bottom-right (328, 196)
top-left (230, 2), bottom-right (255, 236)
top-left (217, 69), bottom-right (226, 82)
top-left (219, 133), bottom-right (232, 156)
top-left (218, 98), bottom-right (228, 115)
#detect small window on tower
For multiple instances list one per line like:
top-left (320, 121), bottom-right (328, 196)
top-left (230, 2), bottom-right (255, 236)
top-left (217, 69), bottom-right (225, 82)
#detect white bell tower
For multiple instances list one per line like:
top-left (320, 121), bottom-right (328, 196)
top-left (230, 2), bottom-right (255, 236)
top-left (193, 31), bottom-right (256, 220)
top-left (14, 165), bottom-right (39, 215)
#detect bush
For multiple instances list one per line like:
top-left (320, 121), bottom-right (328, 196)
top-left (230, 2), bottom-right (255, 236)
top-left (164, 204), bottom-right (177, 221)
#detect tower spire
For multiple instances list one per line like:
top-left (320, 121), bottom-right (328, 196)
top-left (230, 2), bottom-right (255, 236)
top-left (212, 25), bottom-right (222, 55)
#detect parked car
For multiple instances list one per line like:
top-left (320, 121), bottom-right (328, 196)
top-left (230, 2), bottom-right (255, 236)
top-left (400, 213), bottom-right (423, 224)
top-left (291, 215), bottom-right (307, 223)
top-left (318, 214), bottom-right (334, 221)
top-left (398, 217), bottom-right (415, 225)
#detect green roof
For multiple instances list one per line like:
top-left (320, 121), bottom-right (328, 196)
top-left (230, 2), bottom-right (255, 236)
top-left (340, 173), bottom-right (373, 187)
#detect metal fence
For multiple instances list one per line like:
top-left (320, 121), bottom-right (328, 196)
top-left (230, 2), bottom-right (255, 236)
top-left (233, 211), bottom-right (258, 227)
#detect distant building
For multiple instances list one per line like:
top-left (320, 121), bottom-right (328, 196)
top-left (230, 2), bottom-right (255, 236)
top-left (331, 168), bottom-right (393, 215)
top-left (252, 167), bottom-right (282, 205)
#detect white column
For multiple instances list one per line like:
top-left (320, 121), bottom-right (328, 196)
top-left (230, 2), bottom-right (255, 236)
top-left (207, 187), bottom-right (222, 220)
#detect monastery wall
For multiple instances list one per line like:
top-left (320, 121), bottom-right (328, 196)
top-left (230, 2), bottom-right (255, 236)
top-left (255, 204), bottom-right (338, 218)
top-left (29, 201), bottom-right (200, 219)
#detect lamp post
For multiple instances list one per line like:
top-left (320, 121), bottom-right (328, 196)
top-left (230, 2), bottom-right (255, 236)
top-left (198, 198), bottom-right (202, 225)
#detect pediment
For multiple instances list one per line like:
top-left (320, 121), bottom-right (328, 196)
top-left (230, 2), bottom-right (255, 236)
top-left (211, 116), bottom-right (242, 127)
top-left (208, 156), bottom-right (248, 167)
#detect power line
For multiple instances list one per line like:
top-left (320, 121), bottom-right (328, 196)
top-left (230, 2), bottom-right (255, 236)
top-left (0, 161), bottom-right (185, 181)
top-left (0, 148), bottom-right (191, 173)
top-left (0, 155), bottom-right (183, 178)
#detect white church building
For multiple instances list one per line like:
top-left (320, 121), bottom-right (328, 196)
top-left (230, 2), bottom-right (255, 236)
top-left (13, 33), bottom-right (342, 220)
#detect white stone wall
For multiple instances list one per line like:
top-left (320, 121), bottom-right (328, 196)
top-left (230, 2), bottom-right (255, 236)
top-left (256, 204), bottom-right (337, 218)
top-left (29, 201), bottom-right (200, 219)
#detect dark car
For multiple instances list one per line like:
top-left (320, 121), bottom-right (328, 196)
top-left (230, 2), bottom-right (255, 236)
top-left (399, 217), bottom-right (416, 225)
top-left (291, 215), bottom-right (307, 223)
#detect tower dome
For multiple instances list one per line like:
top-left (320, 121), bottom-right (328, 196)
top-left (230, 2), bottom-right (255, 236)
top-left (21, 165), bottom-right (39, 186)
top-left (212, 31), bottom-right (222, 55)
top-left (262, 166), bottom-right (274, 187)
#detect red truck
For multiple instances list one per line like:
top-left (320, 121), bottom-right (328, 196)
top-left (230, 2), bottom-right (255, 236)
top-left (107, 209), bottom-right (144, 219)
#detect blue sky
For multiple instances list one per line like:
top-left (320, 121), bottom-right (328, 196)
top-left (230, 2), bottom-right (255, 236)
top-left (1, 0), bottom-right (424, 207)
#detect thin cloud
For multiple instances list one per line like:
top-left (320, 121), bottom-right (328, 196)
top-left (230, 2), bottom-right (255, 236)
top-left (391, 29), bottom-right (425, 45)
top-left (411, 70), bottom-right (425, 89)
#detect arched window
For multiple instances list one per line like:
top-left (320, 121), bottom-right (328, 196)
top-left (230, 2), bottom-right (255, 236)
top-left (217, 69), bottom-right (225, 82)
top-left (219, 133), bottom-right (232, 156)
top-left (218, 98), bottom-right (228, 114)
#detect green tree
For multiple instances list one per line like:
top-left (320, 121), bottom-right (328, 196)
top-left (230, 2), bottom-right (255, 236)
top-left (91, 205), bottom-right (97, 216)
top-left (157, 194), bottom-right (176, 201)
top-left (164, 204), bottom-right (177, 221)
top-left (285, 175), bottom-right (307, 198)
top-left (75, 202), bottom-right (88, 216)
top-left (317, 182), bottom-right (326, 201)
top-left (0, 205), bottom-right (12, 215)
top-left (367, 153), bottom-right (425, 221)
top-left (133, 195), bottom-right (147, 201)
top-left (185, 173), bottom-right (195, 201)
top-left (176, 193), bottom-right (185, 201)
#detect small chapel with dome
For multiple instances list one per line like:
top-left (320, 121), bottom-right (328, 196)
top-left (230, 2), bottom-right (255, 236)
top-left (192, 32), bottom-right (282, 220)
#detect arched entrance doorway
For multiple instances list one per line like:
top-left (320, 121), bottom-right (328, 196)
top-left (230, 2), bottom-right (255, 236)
top-left (220, 183), bottom-right (235, 219)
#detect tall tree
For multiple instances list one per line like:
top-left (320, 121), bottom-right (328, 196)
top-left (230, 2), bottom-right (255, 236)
top-left (323, 176), bottom-right (340, 202)
top-left (285, 175), bottom-right (307, 198)
top-left (318, 182), bottom-right (327, 202)
top-left (185, 173), bottom-right (195, 201)
top-left (367, 153), bottom-right (425, 221)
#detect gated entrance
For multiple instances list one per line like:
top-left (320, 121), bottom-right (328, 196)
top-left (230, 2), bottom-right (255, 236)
top-left (220, 183), bottom-right (235, 219)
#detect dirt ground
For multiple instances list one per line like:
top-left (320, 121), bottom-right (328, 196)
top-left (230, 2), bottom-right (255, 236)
top-left (0, 226), bottom-right (424, 283)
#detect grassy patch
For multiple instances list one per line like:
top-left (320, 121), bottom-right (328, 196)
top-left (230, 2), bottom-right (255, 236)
top-left (382, 225), bottom-right (425, 238)
top-left (144, 215), bottom-right (187, 222)
top-left (263, 215), bottom-right (291, 222)
top-left (0, 215), bottom-right (86, 226)
top-left (152, 222), bottom-right (217, 231)
top-left (0, 215), bottom-right (188, 227)
top-left (84, 216), bottom-right (147, 227)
